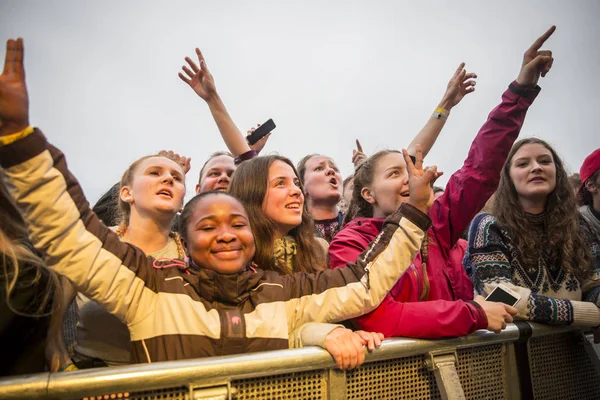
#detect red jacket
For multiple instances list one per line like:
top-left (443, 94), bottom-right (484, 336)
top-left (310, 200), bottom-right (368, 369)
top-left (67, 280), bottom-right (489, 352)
top-left (328, 82), bottom-right (540, 338)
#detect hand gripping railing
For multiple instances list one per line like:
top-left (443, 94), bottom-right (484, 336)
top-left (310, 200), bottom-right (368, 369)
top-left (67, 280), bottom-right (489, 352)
top-left (0, 323), bottom-right (598, 400)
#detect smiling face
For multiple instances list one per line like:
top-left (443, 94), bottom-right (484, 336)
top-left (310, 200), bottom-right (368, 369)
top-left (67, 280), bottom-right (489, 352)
top-left (302, 155), bottom-right (342, 205)
top-left (262, 160), bottom-right (304, 237)
top-left (185, 194), bottom-right (255, 274)
top-left (121, 156), bottom-right (186, 218)
top-left (508, 143), bottom-right (557, 207)
top-left (196, 154), bottom-right (236, 193)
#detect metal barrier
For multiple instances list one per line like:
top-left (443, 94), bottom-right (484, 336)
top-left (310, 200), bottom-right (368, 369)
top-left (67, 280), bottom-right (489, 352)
top-left (0, 322), bottom-right (599, 400)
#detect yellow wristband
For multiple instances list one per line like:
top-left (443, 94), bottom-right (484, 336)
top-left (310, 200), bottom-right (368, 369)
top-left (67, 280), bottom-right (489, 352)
top-left (0, 126), bottom-right (35, 146)
top-left (432, 107), bottom-right (449, 120)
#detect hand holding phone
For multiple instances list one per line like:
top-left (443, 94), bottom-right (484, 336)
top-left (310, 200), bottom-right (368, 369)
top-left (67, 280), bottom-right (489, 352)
top-left (247, 119), bottom-right (276, 146)
top-left (485, 284), bottom-right (521, 307)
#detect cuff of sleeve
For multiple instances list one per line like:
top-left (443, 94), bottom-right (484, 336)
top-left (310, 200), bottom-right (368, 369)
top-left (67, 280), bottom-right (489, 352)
top-left (468, 300), bottom-right (489, 330)
top-left (234, 150), bottom-right (258, 165)
top-left (571, 302), bottom-right (600, 328)
top-left (290, 322), bottom-right (344, 348)
top-left (508, 81), bottom-right (541, 99)
top-left (388, 203), bottom-right (432, 232)
top-left (0, 126), bottom-right (35, 146)
top-left (0, 128), bottom-right (48, 169)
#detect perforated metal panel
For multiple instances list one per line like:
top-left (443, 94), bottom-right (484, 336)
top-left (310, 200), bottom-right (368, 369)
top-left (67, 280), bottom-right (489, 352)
top-left (456, 344), bottom-right (507, 399)
top-left (232, 369), bottom-right (326, 399)
top-left (346, 354), bottom-right (440, 399)
top-left (80, 386), bottom-right (188, 400)
top-left (529, 332), bottom-right (600, 400)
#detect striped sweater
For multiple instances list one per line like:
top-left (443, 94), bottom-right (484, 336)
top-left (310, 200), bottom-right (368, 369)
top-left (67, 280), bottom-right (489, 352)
top-left (0, 129), bottom-right (431, 363)
top-left (465, 213), bottom-right (600, 327)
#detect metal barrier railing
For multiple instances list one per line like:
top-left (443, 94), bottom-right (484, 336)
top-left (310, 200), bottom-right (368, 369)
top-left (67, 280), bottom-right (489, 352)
top-left (0, 322), bottom-right (598, 400)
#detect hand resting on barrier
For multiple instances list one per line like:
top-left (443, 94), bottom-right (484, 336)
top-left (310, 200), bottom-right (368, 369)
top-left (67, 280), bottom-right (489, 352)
top-left (474, 295), bottom-right (518, 334)
top-left (324, 327), bottom-right (384, 370)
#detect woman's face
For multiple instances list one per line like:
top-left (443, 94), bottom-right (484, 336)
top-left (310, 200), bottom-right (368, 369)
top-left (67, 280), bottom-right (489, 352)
top-left (123, 156), bottom-right (186, 218)
top-left (302, 156), bottom-right (342, 205)
top-left (508, 143), bottom-right (557, 206)
top-left (185, 194), bottom-right (255, 273)
top-left (364, 152), bottom-right (410, 218)
top-left (262, 160), bottom-right (304, 237)
top-left (197, 155), bottom-right (236, 193)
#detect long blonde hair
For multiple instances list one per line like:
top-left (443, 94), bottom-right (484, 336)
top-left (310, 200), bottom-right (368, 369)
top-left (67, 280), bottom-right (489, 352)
top-left (0, 175), bottom-right (57, 316)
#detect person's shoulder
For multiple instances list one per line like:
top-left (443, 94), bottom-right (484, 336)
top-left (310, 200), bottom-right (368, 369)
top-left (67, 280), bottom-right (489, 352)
top-left (469, 213), bottom-right (503, 248)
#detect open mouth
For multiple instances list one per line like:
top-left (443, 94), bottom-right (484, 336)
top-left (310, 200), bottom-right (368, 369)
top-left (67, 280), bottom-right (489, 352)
top-left (157, 189), bottom-right (173, 198)
top-left (329, 177), bottom-right (338, 188)
top-left (400, 191), bottom-right (410, 197)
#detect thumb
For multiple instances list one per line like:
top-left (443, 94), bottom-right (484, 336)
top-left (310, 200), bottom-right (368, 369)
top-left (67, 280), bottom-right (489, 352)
top-left (529, 55), bottom-right (553, 70)
top-left (504, 304), bottom-right (518, 315)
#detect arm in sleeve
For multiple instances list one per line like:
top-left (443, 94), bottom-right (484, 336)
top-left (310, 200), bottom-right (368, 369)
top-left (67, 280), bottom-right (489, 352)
top-left (289, 322), bottom-right (344, 348)
top-left (282, 203), bottom-right (431, 332)
top-left (0, 130), bottom-right (157, 326)
top-left (430, 82), bottom-right (541, 254)
top-left (353, 294), bottom-right (487, 339)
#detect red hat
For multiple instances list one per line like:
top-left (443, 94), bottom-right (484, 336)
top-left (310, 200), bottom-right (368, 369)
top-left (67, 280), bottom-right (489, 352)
top-left (579, 148), bottom-right (600, 193)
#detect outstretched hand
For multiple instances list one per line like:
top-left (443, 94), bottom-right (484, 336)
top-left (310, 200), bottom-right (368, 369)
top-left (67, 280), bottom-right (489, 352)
top-left (0, 38), bottom-right (29, 137)
top-left (178, 48), bottom-right (217, 102)
top-left (441, 62), bottom-right (477, 110)
top-left (516, 26), bottom-right (556, 87)
top-left (402, 145), bottom-right (442, 213)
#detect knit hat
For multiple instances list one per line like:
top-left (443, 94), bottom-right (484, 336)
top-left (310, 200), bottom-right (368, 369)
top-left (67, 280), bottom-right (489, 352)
top-left (579, 148), bottom-right (600, 194)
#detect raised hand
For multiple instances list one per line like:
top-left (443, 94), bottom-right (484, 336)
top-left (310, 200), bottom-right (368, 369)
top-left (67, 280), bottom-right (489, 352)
top-left (178, 48), bottom-right (217, 102)
top-left (440, 62), bottom-right (477, 110)
top-left (246, 124), bottom-right (271, 154)
top-left (516, 26), bottom-right (556, 87)
top-left (0, 38), bottom-right (29, 137)
top-left (157, 150), bottom-right (192, 174)
top-left (402, 145), bottom-right (442, 213)
top-left (352, 139), bottom-right (367, 168)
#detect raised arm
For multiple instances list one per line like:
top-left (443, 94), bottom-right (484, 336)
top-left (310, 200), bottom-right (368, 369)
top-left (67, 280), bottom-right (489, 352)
top-left (430, 26), bottom-right (557, 252)
top-left (405, 62), bottom-right (476, 158)
top-left (0, 38), bottom-right (155, 328)
top-left (179, 49), bottom-right (268, 158)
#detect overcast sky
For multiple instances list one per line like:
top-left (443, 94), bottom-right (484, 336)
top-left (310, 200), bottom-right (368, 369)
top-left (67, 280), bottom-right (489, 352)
top-left (1, 1), bottom-right (598, 204)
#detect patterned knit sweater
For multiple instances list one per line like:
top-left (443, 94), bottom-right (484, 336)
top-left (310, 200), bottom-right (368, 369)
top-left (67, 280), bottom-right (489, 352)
top-left (465, 213), bottom-right (600, 327)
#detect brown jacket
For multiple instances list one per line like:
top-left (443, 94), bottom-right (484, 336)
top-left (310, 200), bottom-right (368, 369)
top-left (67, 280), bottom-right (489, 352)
top-left (0, 130), bottom-right (431, 363)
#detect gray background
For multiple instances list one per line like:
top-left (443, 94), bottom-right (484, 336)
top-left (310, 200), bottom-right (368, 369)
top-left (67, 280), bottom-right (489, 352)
top-left (1, 1), bottom-right (598, 203)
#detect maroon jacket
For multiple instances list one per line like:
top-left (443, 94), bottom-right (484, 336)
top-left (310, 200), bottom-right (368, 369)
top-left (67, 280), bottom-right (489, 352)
top-left (329, 81), bottom-right (540, 338)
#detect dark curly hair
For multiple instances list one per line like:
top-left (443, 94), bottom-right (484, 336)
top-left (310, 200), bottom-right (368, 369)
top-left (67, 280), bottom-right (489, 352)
top-left (493, 138), bottom-right (593, 279)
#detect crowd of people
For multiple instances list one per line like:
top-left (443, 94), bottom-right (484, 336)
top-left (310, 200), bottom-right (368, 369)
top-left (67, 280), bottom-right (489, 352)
top-left (1, 25), bottom-right (599, 378)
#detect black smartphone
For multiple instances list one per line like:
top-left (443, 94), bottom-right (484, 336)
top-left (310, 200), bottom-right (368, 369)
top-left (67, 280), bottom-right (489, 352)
top-left (485, 284), bottom-right (521, 307)
top-left (247, 119), bottom-right (276, 145)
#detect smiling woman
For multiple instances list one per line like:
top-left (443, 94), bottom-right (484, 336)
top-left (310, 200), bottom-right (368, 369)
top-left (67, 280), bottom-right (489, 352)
top-left (466, 137), bottom-right (600, 329)
top-left (229, 155), bottom-right (329, 275)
